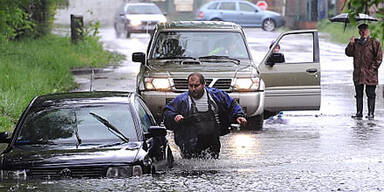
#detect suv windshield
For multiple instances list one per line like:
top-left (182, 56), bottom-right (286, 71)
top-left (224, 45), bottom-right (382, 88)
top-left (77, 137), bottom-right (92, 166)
top-left (127, 5), bottom-right (162, 14)
top-left (151, 31), bottom-right (250, 60)
top-left (15, 104), bottom-right (137, 146)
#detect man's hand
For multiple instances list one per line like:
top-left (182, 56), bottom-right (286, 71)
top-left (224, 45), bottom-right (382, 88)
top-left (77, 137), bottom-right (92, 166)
top-left (174, 115), bottom-right (184, 123)
top-left (236, 117), bottom-right (247, 126)
top-left (350, 36), bottom-right (355, 44)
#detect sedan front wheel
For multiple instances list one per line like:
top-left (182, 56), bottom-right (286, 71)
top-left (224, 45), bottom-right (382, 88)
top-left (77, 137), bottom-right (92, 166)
top-left (262, 19), bottom-right (276, 31)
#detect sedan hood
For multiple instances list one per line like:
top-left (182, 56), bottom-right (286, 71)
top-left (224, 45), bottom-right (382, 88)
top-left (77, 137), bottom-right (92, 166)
top-left (2, 142), bottom-right (144, 169)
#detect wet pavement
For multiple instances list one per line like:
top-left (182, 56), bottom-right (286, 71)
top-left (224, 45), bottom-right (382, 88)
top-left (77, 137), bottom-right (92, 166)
top-left (2, 28), bottom-right (384, 191)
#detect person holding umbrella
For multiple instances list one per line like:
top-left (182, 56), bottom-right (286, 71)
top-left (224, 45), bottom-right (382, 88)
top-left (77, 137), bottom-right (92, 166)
top-left (345, 23), bottom-right (382, 120)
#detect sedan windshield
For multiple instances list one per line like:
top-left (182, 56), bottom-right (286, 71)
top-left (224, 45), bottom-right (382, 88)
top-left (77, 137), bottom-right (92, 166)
top-left (15, 104), bottom-right (137, 146)
top-left (127, 5), bottom-right (162, 14)
top-left (151, 31), bottom-right (250, 61)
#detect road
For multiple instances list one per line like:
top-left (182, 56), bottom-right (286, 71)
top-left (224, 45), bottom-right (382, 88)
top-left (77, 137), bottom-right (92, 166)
top-left (73, 27), bottom-right (384, 191)
top-left (2, 28), bottom-right (384, 191)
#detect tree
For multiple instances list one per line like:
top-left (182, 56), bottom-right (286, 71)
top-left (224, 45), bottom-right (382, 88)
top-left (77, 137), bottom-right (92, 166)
top-left (0, 0), bottom-right (68, 40)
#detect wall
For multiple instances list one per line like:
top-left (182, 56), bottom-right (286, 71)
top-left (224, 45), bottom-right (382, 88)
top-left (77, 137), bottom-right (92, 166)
top-left (54, 0), bottom-right (125, 27)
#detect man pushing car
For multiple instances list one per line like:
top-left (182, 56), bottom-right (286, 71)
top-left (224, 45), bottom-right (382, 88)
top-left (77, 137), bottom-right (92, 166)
top-left (163, 72), bottom-right (247, 159)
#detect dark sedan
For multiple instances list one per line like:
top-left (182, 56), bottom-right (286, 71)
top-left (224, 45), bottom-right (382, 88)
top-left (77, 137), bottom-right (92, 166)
top-left (0, 91), bottom-right (173, 179)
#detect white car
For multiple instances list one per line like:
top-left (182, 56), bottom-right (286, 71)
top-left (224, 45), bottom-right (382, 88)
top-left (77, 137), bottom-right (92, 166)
top-left (114, 3), bottom-right (167, 38)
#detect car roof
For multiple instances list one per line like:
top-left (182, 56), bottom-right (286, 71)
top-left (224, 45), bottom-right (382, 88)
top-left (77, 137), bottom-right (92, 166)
top-left (156, 21), bottom-right (242, 31)
top-left (32, 91), bottom-right (134, 107)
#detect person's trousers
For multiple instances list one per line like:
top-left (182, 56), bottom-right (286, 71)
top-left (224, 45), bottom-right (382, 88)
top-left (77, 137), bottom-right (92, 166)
top-left (354, 84), bottom-right (376, 99)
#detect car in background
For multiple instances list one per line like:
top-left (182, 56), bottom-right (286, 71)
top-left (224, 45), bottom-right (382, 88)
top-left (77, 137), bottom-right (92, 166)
top-left (0, 92), bottom-right (173, 179)
top-left (114, 3), bottom-right (167, 38)
top-left (132, 21), bottom-right (321, 130)
top-left (195, 0), bottom-right (284, 31)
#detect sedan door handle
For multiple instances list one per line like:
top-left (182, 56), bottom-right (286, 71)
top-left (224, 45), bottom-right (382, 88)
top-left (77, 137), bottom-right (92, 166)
top-left (306, 68), bottom-right (318, 73)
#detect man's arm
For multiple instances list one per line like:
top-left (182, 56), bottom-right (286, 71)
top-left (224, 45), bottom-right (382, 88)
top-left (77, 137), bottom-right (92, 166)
top-left (162, 94), bottom-right (188, 130)
top-left (163, 98), bottom-right (181, 131)
top-left (373, 40), bottom-right (383, 69)
top-left (217, 89), bottom-right (246, 121)
top-left (345, 36), bottom-right (356, 57)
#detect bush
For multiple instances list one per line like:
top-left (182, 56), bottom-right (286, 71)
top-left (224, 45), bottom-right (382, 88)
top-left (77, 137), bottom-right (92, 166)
top-left (0, 35), bottom-right (123, 132)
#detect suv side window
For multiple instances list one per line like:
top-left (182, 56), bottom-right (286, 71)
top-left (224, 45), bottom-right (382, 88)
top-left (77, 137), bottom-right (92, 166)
top-left (239, 3), bottom-right (255, 12)
top-left (218, 2), bottom-right (236, 11)
top-left (278, 33), bottom-right (314, 64)
top-left (208, 2), bottom-right (219, 9)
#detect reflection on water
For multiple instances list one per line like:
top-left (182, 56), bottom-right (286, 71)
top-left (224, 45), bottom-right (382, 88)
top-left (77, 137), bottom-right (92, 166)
top-left (229, 133), bottom-right (260, 158)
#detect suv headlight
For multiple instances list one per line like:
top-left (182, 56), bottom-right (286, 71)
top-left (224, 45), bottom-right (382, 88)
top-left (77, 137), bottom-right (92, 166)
top-left (145, 78), bottom-right (171, 91)
top-left (234, 78), bottom-right (260, 91)
top-left (129, 19), bottom-right (141, 27)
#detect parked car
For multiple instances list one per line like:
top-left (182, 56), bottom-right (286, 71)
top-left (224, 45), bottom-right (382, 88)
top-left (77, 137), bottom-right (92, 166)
top-left (195, 0), bottom-right (284, 31)
top-left (0, 91), bottom-right (173, 179)
top-left (114, 3), bottom-right (167, 38)
top-left (132, 21), bottom-right (321, 130)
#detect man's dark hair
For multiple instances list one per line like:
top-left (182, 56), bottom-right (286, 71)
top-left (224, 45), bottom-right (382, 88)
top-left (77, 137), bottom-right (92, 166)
top-left (188, 72), bottom-right (205, 85)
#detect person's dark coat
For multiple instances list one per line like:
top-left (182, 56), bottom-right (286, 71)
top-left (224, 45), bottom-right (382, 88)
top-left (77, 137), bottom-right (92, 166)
top-left (162, 87), bottom-right (245, 136)
top-left (345, 37), bottom-right (383, 85)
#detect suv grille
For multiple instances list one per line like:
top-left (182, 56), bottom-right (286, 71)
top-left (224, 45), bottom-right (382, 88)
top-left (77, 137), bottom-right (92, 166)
top-left (172, 78), bottom-right (231, 90)
top-left (142, 21), bottom-right (158, 26)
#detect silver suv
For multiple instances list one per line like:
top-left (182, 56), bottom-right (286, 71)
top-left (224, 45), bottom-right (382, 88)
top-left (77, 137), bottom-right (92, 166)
top-left (132, 21), bottom-right (321, 130)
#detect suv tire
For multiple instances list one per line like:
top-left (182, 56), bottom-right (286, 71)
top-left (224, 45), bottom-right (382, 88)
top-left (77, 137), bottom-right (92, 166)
top-left (247, 113), bottom-right (264, 130)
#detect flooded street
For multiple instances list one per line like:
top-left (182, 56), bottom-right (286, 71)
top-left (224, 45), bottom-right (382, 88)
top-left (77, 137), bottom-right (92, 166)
top-left (2, 27), bottom-right (384, 191)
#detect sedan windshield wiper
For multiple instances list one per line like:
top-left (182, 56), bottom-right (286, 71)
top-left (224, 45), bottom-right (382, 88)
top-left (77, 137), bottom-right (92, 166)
top-left (89, 112), bottom-right (129, 143)
top-left (198, 55), bottom-right (240, 65)
top-left (16, 140), bottom-right (57, 145)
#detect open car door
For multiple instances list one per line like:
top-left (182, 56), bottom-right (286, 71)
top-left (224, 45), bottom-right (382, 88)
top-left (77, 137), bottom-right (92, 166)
top-left (259, 30), bottom-right (321, 113)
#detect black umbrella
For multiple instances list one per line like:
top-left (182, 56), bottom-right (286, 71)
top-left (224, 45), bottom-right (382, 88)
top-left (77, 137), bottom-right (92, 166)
top-left (329, 13), bottom-right (378, 23)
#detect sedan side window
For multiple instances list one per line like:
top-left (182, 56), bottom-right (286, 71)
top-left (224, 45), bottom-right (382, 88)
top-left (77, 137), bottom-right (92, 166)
top-left (218, 2), bottom-right (236, 11)
top-left (239, 3), bottom-right (255, 12)
top-left (134, 98), bottom-right (156, 132)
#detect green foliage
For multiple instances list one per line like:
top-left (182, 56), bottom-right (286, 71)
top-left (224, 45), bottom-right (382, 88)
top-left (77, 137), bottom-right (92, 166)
top-left (0, 35), bottom-right (124, 132)
top-left (0, 0), bottom-right (68, 40)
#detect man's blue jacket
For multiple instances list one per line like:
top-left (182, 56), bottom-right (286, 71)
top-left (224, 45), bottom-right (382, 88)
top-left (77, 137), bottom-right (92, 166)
top-left (163, 87), bottom-right (245, 136)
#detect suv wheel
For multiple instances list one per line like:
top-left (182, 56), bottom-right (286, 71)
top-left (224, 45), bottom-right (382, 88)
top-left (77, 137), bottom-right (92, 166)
top-left (114, 24), bottom-right (121, 38)
top-left (246, 113), bottom-right (264, 130)
top-left (262, 19), bottom-right (276, 31)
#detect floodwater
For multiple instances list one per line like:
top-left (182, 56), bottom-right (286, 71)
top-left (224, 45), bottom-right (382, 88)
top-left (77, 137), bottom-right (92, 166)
top-left (2, 27), bottom-right (384, 191)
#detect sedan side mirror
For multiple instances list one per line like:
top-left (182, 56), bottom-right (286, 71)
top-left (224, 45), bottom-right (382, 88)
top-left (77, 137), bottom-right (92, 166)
top-left (145, 126), bottom-right (167, 138)
top-left (266, 53), bottom-right (285, 66)
top-left (0, 132), bottom-right (10, 143)
top-left (132, 52), bottom-right (146, 64)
